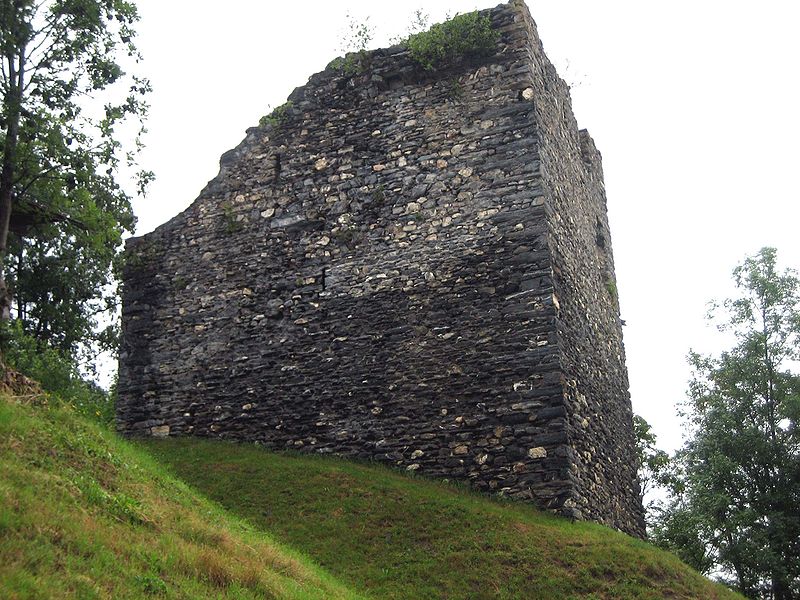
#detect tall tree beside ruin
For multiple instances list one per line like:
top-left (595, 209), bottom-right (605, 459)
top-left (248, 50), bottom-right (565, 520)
top-left (651, 248), bottom-right (800, 599)
top-left (0, 0), bottom-right (149, 356)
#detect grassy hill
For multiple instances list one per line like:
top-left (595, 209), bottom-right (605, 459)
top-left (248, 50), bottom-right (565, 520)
top-left (0, 393), bottom-right (360, 599)
top-left (142, 438), bottom-right (741, 600)
top-left (0, 388), bottom-right (740, 600)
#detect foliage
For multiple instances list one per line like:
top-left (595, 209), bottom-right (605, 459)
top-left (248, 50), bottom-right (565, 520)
top-left (258, 101), bottom-right (294, 128)
top-left (9, 219), bottom-right (125, 357)
top-left (633, 414), bottom-right (671, 500)
top-left (0, 0), bottom-right (150, 360)
top-left (649, 494), bottom-right (716, 576)
top-left (404, 11), bottom-right (498, 71)
top-left (327, 12), bottom-right (374, 76)
top-left (0, 393), bottom-right (360, 599)
top-left (146, 437), bottom-right (742, 600)
top-left (389, 8), bottom-right (430, 46)
top-left (339, 12), bottom-right (374, 55)
top-left (172, 274), bottom-right (188, 291)
top-left (605, 277), bottom-right (620, 309)
top-left (446, 77), bottom-right (465, 102)
top-left (650, 248), bottom-right (800, 599)
top-left (1, 319), bottom-right (113, 425)
top-left (370, 184), bottom-right (385, 205)
top-left (220, 201), bottom-right (243, 234)
top-left (326, 54), bottom-right (367, 77)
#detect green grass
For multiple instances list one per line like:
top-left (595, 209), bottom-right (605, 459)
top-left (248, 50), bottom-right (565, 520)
top-left (143, 438), bottom-right (742, 600)
top-left (0, 387), bottom-right (742, 599)
top-left (0, 394), bottom-right (361, 599)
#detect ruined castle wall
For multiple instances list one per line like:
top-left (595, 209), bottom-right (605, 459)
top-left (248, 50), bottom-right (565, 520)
top-left (118, 0), bottom-right (644, 536)
top-left (512, 13), bottom-right (645, 534)
top-left (550, 129), bottom-right (643, 535)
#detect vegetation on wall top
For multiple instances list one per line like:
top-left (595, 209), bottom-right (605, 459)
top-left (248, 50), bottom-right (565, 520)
top-left (325, 10), bottom-right (499, 77)
top-left (259, 101), bottom-right (294, 129)
top-left (404, 11), bottom-right (499, 71)
top-left (327, 12), bottom-right (375, 76)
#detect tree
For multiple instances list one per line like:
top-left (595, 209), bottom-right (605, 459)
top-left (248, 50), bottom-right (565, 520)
top-left (0, 0), bottom-right (149, 359)
top-left (635, 415), bottom-right (715, 574)
top-left (652, 248), bottom-right (800, 599)
top-left (633, 414), bottom-right (671, 501)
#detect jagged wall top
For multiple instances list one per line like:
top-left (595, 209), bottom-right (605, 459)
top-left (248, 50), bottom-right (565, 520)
top-left (137, 1), bottom-right (560, 240)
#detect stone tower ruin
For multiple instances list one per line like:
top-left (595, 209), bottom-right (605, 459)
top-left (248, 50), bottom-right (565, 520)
top-left (118, 0), bottom-right (645, 536)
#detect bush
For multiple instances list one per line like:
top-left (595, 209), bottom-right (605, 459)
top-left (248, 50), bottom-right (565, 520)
top-left (258, 101), bottom-right (294, 128)
top-left (327, 53), bottom-right (368, 76)
top-left (404, 11), bottom-right (498, 71)
top-left (1, 320), bottom-right (115, 426)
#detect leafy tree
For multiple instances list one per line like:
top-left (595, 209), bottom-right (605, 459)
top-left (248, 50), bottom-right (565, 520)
top-left (634, 415), bottom-right (711, 572)
top-left (0, 0), bottom-right (150, 360)
top-left (647, 448), bottom-right (717, 575)
top-left (633, 414), bottom-right (671, 501)
top-left (652, 248), bottom-right (800, 599)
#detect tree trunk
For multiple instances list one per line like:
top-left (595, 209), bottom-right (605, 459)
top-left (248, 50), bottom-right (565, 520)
top-left (0, 49), bottom-right (24, 322)
top-left (0, 159), bottom-right (15, 321)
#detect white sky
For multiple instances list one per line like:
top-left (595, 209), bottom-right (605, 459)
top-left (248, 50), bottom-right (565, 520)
top-left (128, 0), bottom-right (800, 452)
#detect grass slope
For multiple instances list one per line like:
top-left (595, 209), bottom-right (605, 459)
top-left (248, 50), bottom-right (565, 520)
top-left (0, 395), bottom-right (360, 600)
top-left (144, 438), bottom-right (741, 600)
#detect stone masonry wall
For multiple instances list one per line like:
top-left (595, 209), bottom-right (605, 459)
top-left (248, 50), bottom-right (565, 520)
top-left (118, 0), bottom-right (645, 536)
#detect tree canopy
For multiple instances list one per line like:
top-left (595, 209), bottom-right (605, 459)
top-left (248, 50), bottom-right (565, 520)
top-left (0, 0), bottom-right (150, 360)
top-left (650, 248), bottom-right (800, 599)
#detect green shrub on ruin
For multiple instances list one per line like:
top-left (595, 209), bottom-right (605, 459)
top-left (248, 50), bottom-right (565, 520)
top-left (328, 13), bottom-right (374, 76)
top-left (327, 53), bottom-right (368, 77)
top-left (221, 202), bottom-right (243, 234)
top-left (404, 11), bottom-right (498, 71)
top-left (259, 101), bottom-right (294, 128)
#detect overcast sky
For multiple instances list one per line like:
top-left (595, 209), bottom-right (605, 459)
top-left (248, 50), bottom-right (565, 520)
top-left (128, 0), bottom-right (800, 452)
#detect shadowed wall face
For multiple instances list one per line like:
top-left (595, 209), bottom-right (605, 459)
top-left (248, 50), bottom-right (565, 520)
top-left (118, 0), bottom-right (645, 537)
